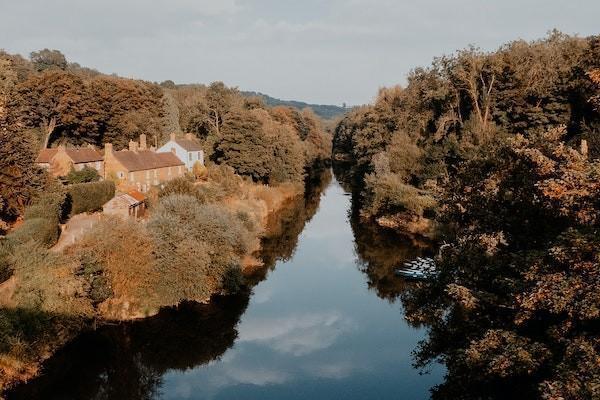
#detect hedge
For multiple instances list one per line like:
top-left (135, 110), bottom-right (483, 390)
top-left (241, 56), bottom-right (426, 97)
top-left (67, 181), bottom-right (115, 216)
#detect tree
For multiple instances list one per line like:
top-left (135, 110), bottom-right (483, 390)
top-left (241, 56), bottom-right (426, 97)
top-left (213, 109), bottom-right (271, 182)
top-left (30, 49), bottom-right (67, 72)
top-left (403, 128), bottom-right (600, 399)
top-left (205, 82), bottom-right (236, 136)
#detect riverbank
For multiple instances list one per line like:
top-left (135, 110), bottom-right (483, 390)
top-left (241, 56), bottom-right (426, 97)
top-left (5, 172), bottom-right (443, 400)
top-left (0, 169), bottom-right (305, 396)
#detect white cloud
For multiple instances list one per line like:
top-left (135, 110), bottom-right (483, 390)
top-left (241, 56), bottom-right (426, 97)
top-left (1, 0), bottom-right (599, 104)
top-left (238, 311), bottom-right (356, 356)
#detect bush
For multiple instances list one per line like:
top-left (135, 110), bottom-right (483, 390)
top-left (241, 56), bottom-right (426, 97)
top-left (67, 181), bottom-right (115, 216)
top-left (148, 195), bottom-right (252, 303)
top-left (0, 240), bottom-right (14, 283)
top-left (10, 191), bottom-right (68, 248)
top-left (65, 166), bottom-right (100, 184)
top-left (363, 172), bottom-right (437, 218)
top-left (24, 191), bottom-right (69, 223)
top-left (158, 176), bottom-right (198, 199)
top-left (9, 218), bottom-right (61, 247)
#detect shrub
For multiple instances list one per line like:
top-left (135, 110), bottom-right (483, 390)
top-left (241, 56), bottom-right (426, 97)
top-left (9, 218), bottom-right (61, 247)
top-left (65, 166), bottom-right (100, 184)
top-left (10, 191), bottom-right (68, 248)
top-left (67, 181), bottom-right (115, 216)
top-left (24, 191), bottom-right (69, 223)
top-left (0, 239), bottom-right (14, 283)
top-left (363, 172), bottom-right (437, 218)
top-left (158, 176), bottom-right (198, 199)
top-left (148, 195), bottom-right (252, 303)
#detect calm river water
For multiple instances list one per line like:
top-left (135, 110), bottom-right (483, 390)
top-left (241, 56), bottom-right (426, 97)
top-left (9, 171), bottom-right (444, 399)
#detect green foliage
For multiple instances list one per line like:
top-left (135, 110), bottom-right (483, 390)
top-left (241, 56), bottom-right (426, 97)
top-left (333, 32), bottom-right (600, 227)
top-left (0, 239), bottom-right (13, 283)
top-left (0, 126), bottom-right (47, 223)
top-left (10, 191), bottom-right (68, 248)
top-left (30, 49), bottom-right (67, 71)
top-left (65, 166), bottom-right (100, 184)
top-left (10, 218), bottom-right (61, 248)
top-left (363, 172), bottom-right (436, 217)
top-left (148, 195), bottom-right (253, 303)
top-left (158, 175), bottom-right (198, 199)
top-left (402, 129), bottom-right (600, 399)
top-left (66, 180), bottom-right (115, 216)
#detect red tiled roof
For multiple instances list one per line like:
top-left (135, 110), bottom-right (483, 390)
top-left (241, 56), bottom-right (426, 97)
top-left (174, 138), bottom-right (203, 152)
top-left (127, 190), bottom-right (146, 202)
top-left (36, 149), bottom-right (56, 163)
top-left (36, 148), bottom-right (103, 164)
top-left (112, 150), bottom-right (184, 172)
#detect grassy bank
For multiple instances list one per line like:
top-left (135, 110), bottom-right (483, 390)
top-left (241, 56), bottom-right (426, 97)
top-left (0, 165), bottom-right (303, 394)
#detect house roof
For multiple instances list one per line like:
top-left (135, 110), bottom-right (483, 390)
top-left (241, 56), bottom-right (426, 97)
top-left (112, 150), bottom-right (184, 172)
top-left (104, 193), bottom-right (143, 209)
top-left (36, 147), bottom-right (103, 164)
top-left (174, 138), bottom-right (203, 152)
top-left (127, 190), bottom-right (146, 202)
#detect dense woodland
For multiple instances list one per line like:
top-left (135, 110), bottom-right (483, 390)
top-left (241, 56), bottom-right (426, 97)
top-left (0, 48), bottom-right (331, 227)
top-left (333, 32), bottom-right (600, 399)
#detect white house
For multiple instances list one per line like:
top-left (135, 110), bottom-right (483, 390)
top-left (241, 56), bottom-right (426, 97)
top-left (157, 133), bottom-right (204, 171)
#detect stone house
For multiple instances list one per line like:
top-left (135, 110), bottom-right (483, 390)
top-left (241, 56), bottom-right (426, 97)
top-left (157, 133), bottom-right (204, 171)
top-left (104, 134), bottom-right (186, 193)
top-left (36, 145), bottom-right (104, 177)
top-left (103, 190), bottom-right (146, 219)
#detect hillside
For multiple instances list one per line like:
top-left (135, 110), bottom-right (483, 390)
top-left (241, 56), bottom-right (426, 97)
top-left (241, 91), bottom-right (348, 120)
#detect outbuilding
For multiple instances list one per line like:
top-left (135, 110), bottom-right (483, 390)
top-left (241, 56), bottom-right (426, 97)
top-left (102, 191), bottom-right (146, 219)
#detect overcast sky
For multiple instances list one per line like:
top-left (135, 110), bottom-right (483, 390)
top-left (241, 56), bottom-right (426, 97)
top-left (1, 0), bottom-right (599, 105)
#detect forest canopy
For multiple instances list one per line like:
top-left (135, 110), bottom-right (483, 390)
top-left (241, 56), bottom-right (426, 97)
top-left (0, 49), bottom-right (332, 225)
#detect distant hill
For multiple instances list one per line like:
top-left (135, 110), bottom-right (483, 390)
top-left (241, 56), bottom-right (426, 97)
top-left (241, 91), bottom-right (349, 120)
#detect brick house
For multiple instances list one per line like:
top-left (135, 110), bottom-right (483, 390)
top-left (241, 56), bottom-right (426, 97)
top-left (157, 133), bottom-right (204, 171)
top-left (36, 145), bottom-right (104, 177)
top-left (103, 134), bottom-right (186, 192)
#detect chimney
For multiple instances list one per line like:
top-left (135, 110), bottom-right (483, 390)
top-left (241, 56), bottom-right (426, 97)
top-left (104, 143), bottom-right (113, 158)
top-left (185, 133), bottom-right (193, 140)
top-left (139, 134), bottom-right (147, 150)
top-left (170, 132), bottom-right (176, 142)
top-left (129, 140), bottom-right (138, 152)
top-left (581, 139), bottom-right (588, 158)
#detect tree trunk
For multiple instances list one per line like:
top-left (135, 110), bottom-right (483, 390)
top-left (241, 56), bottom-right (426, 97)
top-left (43, 116), bottom-right (57, 149)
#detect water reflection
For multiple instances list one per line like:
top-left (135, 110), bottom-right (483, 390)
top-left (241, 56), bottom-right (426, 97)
top-left (8, 170), bottom-right (444, 399)
top-left (8, 296), bottom-right (250, 400)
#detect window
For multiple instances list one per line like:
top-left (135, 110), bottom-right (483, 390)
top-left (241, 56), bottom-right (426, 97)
top-left (118, 171), bottom-right (125, 179)
top-left (168, 167), bottom-right (172, 176)
top-left (129, 172), bottom-right (134, 182)
top-left (146, 170), bottom-right (150, 180)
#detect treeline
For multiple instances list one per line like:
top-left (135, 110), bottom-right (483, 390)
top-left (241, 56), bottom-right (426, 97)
top-left (0, 49), bottom-right (331, 226)
top-left (333, 31), bottom-right (600, 226)
top-left (333, 32), bottom-right (600, 399)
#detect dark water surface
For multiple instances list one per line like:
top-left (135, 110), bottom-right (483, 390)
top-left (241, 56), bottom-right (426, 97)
top-left (9, 173), bottom-right (444, 399)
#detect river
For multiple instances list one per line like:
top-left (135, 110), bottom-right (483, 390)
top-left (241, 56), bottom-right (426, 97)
top-left (8, 171), bottom-right (444, 399)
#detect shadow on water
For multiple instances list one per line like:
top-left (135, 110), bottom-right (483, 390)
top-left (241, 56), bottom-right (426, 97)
top-left (7, 296), bottom-right (250, 400)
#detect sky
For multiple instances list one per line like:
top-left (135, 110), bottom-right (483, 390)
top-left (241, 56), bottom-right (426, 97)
top-left (1, 0), bottom-right (599, 106)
